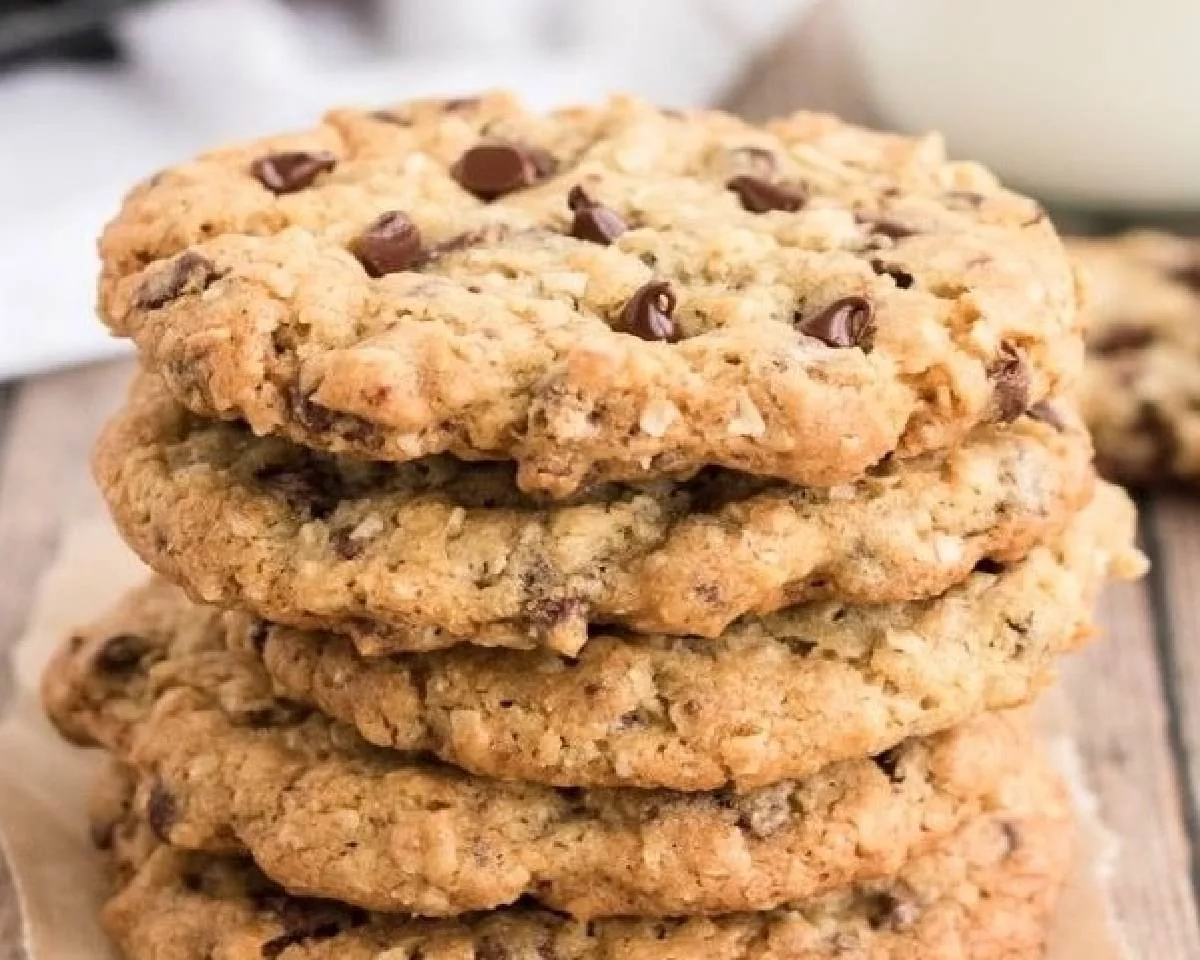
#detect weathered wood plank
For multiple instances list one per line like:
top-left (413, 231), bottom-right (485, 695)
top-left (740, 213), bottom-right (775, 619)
top-left (1058, 504), bottom-right (1200, 958)
top-left (1147, 495), bottom-right (1200, 890)
top-left (0, 361), bottom-right (134, 960)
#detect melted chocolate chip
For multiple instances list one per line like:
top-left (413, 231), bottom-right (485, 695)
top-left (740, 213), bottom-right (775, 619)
top-left (253, 463), bottom-right (344, 520)
top-left (858, 213), bottom-right (917, 240)
top-left (451, 141), bottom-right (553, 200)
top-left (261, 902), bottom-right (369, 959)
top-left (135, 251), bottom-right (221, 310)
top-left (369, 108), bottom-right (411, 126)
top-left (94, 634), bottom-right (149, 673)
top-left (988, 343), bottom-right (1030, 423)
top-left (867, 894), bottom-right (920, 932)
top-left (870, 258), bottom-right (914, 289)
top-left (250, 151), bottom-right (337, 194)
top-left (1000, 819), bottom-right (1023, 854)
top-left (872, 748), bottom-right (903, 781)
top-left (1172, 260), bottom-right (1200, 292)
top-left (248, 620), bottom-right (271, 654)
top-left (796, 296), bottom-right (875, 350)
top-left (443, 96), bottom-right (482, 112)
top-left (90, 819), bottom-right (116, 851)
top-left (351, 211), bottom-right (423, 277)
top-left (146, 780), bottom-right (177, 841)
top-left (1091, 325), bottom-right (1154, 355)
top-left (567, 185), bottom-right (626, 245)
top-left (618, 281), bottom-right (679, 342)
top-left (1027, 400), bottom-right (1066, 432)
top-left (726, 175), bottom-right (805, 213)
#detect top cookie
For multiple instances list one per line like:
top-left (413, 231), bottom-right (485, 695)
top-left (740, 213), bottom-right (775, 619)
top-left (99, 92), bottom-right (1081, 494)
top-left (1070, 231), bottom-right (1200, 485)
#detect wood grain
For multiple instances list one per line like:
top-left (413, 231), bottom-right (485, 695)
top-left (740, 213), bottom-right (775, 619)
top-left (0, 361), bottom-right (132, 960)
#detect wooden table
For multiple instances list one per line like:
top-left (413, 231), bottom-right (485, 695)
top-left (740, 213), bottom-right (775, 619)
top-left (2, 358), bottom-right (1200, 957)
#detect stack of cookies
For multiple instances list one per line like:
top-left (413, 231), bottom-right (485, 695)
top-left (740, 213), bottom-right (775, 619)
top-left (43, 93), bottom-right (1146, 959)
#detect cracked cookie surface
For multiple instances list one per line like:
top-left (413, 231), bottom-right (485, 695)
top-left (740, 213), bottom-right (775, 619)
top-left (61, 482), bottom-right (1140, 790)
top-left (94, 760), bottom-right (1072, 960)
top-left (98, 92), bottom-right (1082, 494)
top-left (1071, 231), bottom-right (1200, 485)
top-left (94, 375), bottom-right (1096, 656)
top-left (46, 594), bottom-right (1036, 918)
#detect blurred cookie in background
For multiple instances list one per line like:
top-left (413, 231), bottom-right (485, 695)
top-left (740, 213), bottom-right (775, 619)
top-left (1070, 232), bottom-right (1200, 487)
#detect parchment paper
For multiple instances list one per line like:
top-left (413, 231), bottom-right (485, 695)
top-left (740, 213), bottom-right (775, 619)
top-left (0, 517), bottom-right (1130, 959)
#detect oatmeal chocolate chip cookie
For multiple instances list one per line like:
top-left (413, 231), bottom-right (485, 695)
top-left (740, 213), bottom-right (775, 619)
top-left (97, 92), bottom-right (1082, 495)
top-left (71, 483), bottom-right (1140, 791)
top-left (44, 599), bottom-right (1036, 918)
top-left (1071, 231), bottom-right (1200, 485)
top-left (94, 375), bottom-right (1095, 657)
top-left (96, 764), bottom-right (1072, 960)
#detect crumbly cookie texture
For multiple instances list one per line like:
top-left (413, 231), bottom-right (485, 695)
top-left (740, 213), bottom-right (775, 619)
top-left (94, 375), bottom-right (1095, 656)
top-left (68, 482), bottom-right (1138, 791)
top-left (96, 763), bottom-right (1072, 960)
top-left (1071, 231), bottom-right (1200, 485)
top-left (44, 597), bottom-right (1035, 918)
top-left (98, 92), bottom-right (1082, 495)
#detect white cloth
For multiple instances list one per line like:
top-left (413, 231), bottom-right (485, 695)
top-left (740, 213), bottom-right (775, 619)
top-left (0, 0), bottom-right (813, 380)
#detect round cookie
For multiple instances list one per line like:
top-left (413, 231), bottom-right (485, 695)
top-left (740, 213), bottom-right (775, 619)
top-left (1070, 231), bottom-right (1200, 485)
top-left (68, 481), bottom-right (1140, 791)
top-left (94, 375), bottom-right (1096, 656)
top-left (97, 764), bottom-right (1073, 960)
top-left (98, 92), bottom-right (1083, 495)
top-left (45, 599), bottom-right (1036, 919)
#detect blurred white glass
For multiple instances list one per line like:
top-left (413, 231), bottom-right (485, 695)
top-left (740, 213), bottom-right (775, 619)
top-left (844, 0), bottom-right (1200, 210)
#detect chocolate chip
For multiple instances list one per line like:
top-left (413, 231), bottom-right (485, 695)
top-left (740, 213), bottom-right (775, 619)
top-left (146, 780), bottom-right (177, 841)
top-left (796, 295), bottom-right (875, 350)
top-left (872, 748), bottom-right (903, 781)
top-left (1171, 261), bottom-right (1200, 292)
top-left (726, 175), bottom-right (805, 213)
top-left (254, 463), bottom-right (344, 520)
top-left (1000, 819), bottom-right (1023, 854)
top-left (248, 620), bottom-right (270, 654)
top-left (858, 213), bottom-right (917, 240)
top-left (90, 819), bottom-right (116, 851)
top-left (451, 141), bottom-right (553, 200)
top-left (1027, 400), bottom-right (1066, 432)
top-left (94, 634), bottom-right (149, 674)
top-left (988, 342), bottom-right (1030, 423)
top-left (1091, 325), bottom-right (1154, 355)
top-left (261, 902), bottom-right (368, 959)
top-left (250, 150), bottom-right (337, 194)
top-left (567, 185), bottom-right (626, 245)
top-left (618, 281), bottom-right (679, 342)
top-left (135, 251), bottom-right (221, 309)
top-left (443, 96), bottom-right (482, 112)
top-left (870, 258), bottom-right (914, 289)
top-left (351, 211), bottom-right (423, 277)
top-left (974, 557), bottom-right (1005, 575)
top-left (867, 894), bottom-right (920, 931)
top-left (369, 109), bottom-right (411, 126)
